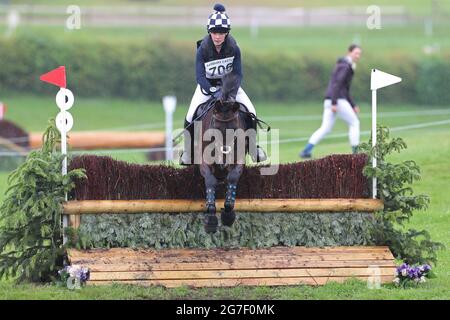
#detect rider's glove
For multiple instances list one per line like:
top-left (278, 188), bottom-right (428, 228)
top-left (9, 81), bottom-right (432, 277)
top-left (209, 86), bottom-right (222, 99)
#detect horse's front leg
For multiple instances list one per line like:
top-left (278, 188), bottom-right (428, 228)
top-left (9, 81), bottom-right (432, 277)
top-left (222, 164), bottom-right (243, 226)
top-left (200, 163), bottom-right (218, 233)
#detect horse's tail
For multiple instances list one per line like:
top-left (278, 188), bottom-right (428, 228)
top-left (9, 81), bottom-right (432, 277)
top-left (221, 72), bottom-right (239, 102)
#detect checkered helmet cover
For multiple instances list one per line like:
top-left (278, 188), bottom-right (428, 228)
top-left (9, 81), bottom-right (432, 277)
top-left (207, 7), bottom-right (231, 32)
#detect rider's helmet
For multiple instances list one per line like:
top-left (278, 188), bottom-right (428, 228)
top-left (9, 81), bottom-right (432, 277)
top-left (207, 4), bottom-right (231, 34)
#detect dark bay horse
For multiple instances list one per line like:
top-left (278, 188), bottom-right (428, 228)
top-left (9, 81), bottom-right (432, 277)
top-left (192, 73), bottom-right (256, 233)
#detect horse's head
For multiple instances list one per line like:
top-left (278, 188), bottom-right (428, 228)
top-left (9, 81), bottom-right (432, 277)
top-left (212, 72), bottom-right (241, 125)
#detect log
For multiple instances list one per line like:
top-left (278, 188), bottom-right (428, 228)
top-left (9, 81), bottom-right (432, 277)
top-left (29, 131), bottom-right (165, 150)
top-left (63, 198), bottom-right (384, 215)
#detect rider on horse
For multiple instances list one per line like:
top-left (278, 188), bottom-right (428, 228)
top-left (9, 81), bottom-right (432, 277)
top-left (180, 3), bottom-right (267, 165)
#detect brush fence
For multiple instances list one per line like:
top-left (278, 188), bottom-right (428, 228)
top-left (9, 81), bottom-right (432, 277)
top-left (65, 154), bottom-right (395, 287)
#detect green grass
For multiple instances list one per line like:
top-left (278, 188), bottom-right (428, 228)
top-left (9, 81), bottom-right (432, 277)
top-left (0, 95), bottom-right (449, 299)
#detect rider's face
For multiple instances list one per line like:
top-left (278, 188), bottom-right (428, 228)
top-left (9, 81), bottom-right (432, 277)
top-left (210, 32), bottom-right (227, 46)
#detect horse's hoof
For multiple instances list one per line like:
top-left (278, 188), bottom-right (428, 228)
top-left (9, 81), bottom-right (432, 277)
top-left (204, 214), bottom-right (218, 233)
top-left (221, 208), bottom-right (236, 227)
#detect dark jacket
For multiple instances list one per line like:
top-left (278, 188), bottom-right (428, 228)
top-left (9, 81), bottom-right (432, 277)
top-left (325, 57), bottom-right (356, 107)
top-left (195, 34), bottom-right (242, 96)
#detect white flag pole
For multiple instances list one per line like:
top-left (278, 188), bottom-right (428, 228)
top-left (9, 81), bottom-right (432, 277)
top-left (370, 69), bottom-right (402, 199)
top-left (56, 87), bottom-right (75, 244)
top-left (372, 89), bottom-right (377, 199)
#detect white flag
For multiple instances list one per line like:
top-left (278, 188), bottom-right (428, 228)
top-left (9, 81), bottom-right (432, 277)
top-left (370, 69), bottom-right (402, 90)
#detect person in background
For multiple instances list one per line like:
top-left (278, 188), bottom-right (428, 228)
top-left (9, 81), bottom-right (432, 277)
top-left (299, 44), bottom-right (362, 158)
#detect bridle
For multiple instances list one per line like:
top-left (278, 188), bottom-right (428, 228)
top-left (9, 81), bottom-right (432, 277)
top-left (210, 102), bottom-right (240, 155)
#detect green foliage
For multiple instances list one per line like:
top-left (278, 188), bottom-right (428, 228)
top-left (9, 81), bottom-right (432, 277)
top-left (359, 126), bottom-right (444, 265)
top-left (416, 58), bottom-right (450, 105)
top-left (69, 212), bottom-right (375, 249)
top-left (0, 120), bottom-right (86, 283)
top-left (0, 34), bottom-right (448, 104)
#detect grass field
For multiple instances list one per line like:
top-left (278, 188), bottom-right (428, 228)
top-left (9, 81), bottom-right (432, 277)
top-left (0, 95), bottom-right (449, 299)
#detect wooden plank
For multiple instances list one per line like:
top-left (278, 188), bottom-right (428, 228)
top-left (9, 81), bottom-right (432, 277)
top-left (90, 267), bottom-right (395, 281)
top-left (63, 198), bottom-right (384, 214)
top-left (68, 252), bottom-right (392, 263)
top-left (69, 246), bottom-right (392, 258)
top-left (87, 275), bottom-right (395, 288)
top-left (68, 248), bottom-right (394, 261)
top-left (30, 131), bottom-right (165, 150)
top-left (68, 248), bottom-right (394, 264)
top-left (70, 259), bottom-right (396, 273)
top-left (71, 255), bottom-right (394, 271)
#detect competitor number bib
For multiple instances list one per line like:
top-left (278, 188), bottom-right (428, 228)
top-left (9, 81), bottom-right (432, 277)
top-left (204, 56), bottom-right (234, 79)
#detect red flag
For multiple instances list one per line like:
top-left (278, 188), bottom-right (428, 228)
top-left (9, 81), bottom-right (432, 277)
top-left (40, 66), bottom-right (66, 88)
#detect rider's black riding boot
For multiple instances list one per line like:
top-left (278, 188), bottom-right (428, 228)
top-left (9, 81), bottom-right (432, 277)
top-left (180, 119), bottom-right (193, 165)
top-left (246, 115), bottom-right (267, 163)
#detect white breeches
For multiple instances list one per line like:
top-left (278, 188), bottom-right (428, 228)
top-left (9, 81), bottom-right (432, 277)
top-left (308, 99), bottom-right (360, 146)
top-left (186, 85), bottom-right (256, 122)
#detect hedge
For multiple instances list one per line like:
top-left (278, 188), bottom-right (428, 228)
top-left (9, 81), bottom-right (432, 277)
top-left (0, 34), bottom-right (449, 105)
top-left (68, 154), bottom-right (370, 200)
top-left (72, 212), bottom-right (375, 249)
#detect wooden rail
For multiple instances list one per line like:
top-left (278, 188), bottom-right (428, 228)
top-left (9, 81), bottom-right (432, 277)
top-left (63, 198), bottom-right (383, 229)
top-left (30, 131), bottom-right (165, 150)
top-left (63, 199), bottom-right (384, 215)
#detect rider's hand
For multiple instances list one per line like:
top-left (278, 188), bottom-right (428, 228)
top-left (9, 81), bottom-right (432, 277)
top-left (331, 105), bottom-right (338, 113)
top-left (212, 88), bottom-right (222, 100)
top-left (353, 106), bottom-right (360, 114)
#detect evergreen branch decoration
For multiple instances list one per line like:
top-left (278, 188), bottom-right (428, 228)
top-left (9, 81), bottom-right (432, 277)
top-left (70, 212), bottom-right (375, 249)
top-left (359, 125), bottom-right (444, 265)
top-left (0, 119), bottom-right (86, 283)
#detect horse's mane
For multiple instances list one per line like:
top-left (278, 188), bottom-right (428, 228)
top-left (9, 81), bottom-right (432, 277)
top-left (221, 72), bottom-right (239, 102)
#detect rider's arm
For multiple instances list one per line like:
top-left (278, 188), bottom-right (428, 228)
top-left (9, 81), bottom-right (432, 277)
top-left (196, 48), bottom-right (214, 94)
top-left (233, 46), bottom-right (243, 89)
